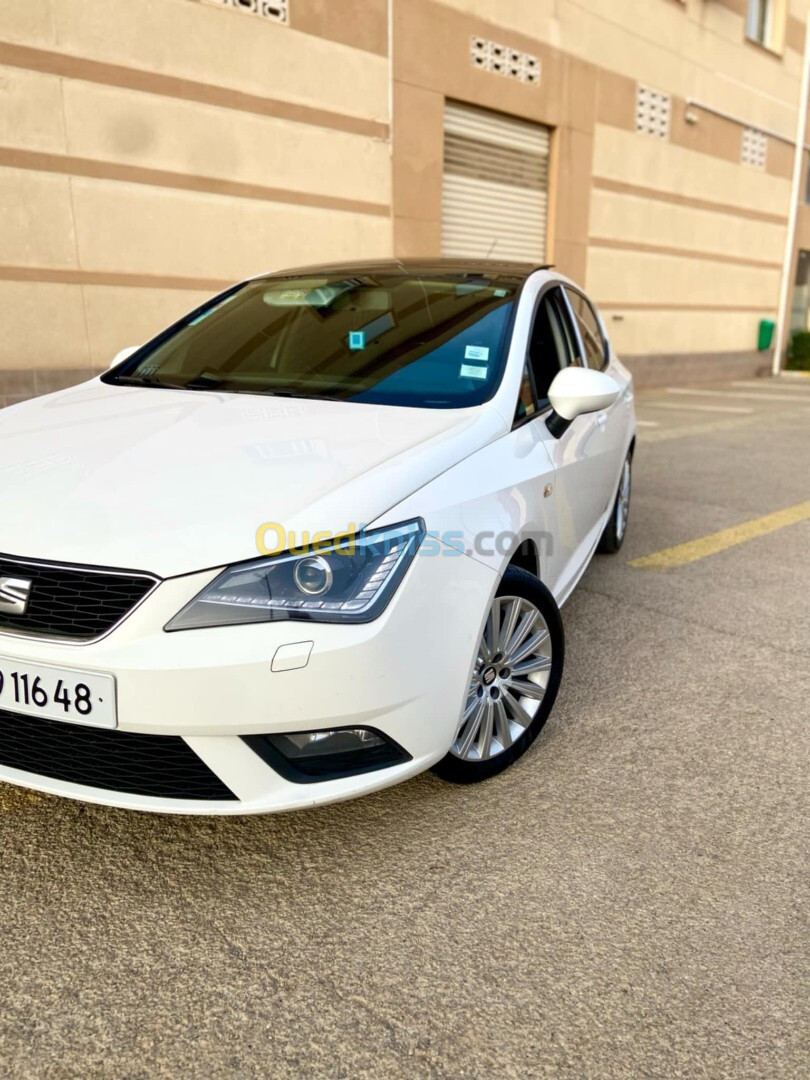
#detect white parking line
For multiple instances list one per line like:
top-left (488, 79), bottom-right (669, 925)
top-left (636, 419), bottom-right (660, 427)
top-left (645, 401), bottom-right (754, 414)
top-left (731, 380), bottom-right (810, 392)
top-left (666, 387), bottom-right (806, 404)
top-left (639, 414), bottom-right (760, 443)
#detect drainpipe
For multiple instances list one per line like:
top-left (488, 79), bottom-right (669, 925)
top-left (773, 12), bottom-right (810, 376)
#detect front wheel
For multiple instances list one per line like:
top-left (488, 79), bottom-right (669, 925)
top-left (598, 448), bottom-right (632, 554)
top-left (432, 566), bottom-right (564, 785)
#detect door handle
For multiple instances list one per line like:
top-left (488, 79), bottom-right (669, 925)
top-left (596, 412), bottom-right (607, 427)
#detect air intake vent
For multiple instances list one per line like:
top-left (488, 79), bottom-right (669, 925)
top-left (742, 128), bottom-right (767, 169)
top-left (470, 37), bottom-right (541, 85)
top-left (635, 85), bottom-right (671, 140)
top-left (0, 710), bottom-right (238, 801)
top-left (201, 0), bottom-right (288, 26)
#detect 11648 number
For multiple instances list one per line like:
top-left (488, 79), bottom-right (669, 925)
top-left (0, 669), bottom-right (93, 716)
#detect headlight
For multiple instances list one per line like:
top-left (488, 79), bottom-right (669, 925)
top-left (165, 519), bottom-right (425, 631)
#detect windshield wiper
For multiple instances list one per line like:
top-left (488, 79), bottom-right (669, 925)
top-left (259, 388), bottom-right (342, 401)
top-left (184, 372), bottom-right (227, 391)
top-left (114, 373), bottom-right (342, 399)
top-left (113, 374), bottom-right (184, 389)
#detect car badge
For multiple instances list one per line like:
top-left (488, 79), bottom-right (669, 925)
top-left (0, 577), bottom-right (32, 616)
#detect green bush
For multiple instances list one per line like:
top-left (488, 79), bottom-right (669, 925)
top-left (787, 330), bottom-right (810, 371)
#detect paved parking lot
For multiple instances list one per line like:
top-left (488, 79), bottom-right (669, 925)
top-left (1, 376), bottom-right (808, 1079)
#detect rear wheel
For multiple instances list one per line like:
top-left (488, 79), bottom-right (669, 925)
top-left (598, 448), bottom-right (632, 554)
top-left (433, 567), bottom-right (564, 784)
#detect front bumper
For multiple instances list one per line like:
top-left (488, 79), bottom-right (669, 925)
top-left (0, 547), bottom-right (496, 814)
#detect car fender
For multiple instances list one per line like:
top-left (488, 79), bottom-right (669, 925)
top-left (369, 429), bottom-right (557, 583)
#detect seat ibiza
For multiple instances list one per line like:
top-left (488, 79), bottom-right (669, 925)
top-left (0, 261), bottom-right (635, 814)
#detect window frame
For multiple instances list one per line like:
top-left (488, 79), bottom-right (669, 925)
top-left (745, 0), bottom-right (786, 55)
top-left (512, 283), bottom-right (583, 430)
top-left (561, 287), bottom-right (610, 372)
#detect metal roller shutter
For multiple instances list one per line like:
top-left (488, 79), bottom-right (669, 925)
top-left (441, 100), bottom-right (551, 263)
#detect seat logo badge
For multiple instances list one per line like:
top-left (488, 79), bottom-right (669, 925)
top-left (0, 577), bottom-right (32, 616)
top-left (482, 667), bottom-right (497, 686)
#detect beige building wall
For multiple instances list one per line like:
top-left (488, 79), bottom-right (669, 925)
top-left (391, 0), bottom-right (808, 383)
top-left (0, 0), bottom-right (392, 403)
top-left (1, 0), bottom-right (808, 402)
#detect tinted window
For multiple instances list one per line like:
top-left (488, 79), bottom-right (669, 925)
top-left (107, 273), bottom-right (522, 409)
top-left (514, 362), bottom-right (537, 423)
top-left (527, 288), bottom-right (578, 408)
top-left (564, 288), bottom-right (606, 370)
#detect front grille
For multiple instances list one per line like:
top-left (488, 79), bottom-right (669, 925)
top-left (0, 554), bottom-right (159, 641)
top-left (0, 709), bottom-right (237, 801)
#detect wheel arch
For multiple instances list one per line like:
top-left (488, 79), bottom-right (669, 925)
top-left (507, 537), bottom-right (540, 580)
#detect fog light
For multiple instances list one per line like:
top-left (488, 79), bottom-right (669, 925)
top-left (242, 726), bottom-right (411, 783)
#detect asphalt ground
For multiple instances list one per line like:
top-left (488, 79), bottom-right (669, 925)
top-left (1, 376), bottom-right (809, 1079)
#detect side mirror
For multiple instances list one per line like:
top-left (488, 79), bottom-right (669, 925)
top-left (546, 367), bottom-right (621, 438)
top-left (109, 346), bottom-right (139, 370)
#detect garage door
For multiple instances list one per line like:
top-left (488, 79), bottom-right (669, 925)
top-left (441, 101), bottom-right (551, 263)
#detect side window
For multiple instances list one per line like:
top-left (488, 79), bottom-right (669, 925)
top-left (746, 0), bottom-right (785, 52)
top-left (564, 288), bottom-right (607, 370)
top-left (513, 362), bottom-right (537, 424)
top-left (527, 287), bottom-right (578, 408)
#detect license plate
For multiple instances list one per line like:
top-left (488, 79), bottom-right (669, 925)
top-left (0, 655), bottom-right (117, 729)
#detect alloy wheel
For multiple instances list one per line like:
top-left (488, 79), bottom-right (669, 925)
top-left (452, 596), bottom-right (553, 762)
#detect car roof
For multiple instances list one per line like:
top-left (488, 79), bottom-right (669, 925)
top-left (258, 258), bottom-right (553, 285)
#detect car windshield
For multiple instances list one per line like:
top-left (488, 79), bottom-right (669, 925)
top-left (106, 271), bottom-right (522, 409)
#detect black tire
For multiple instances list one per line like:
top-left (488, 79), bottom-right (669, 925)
top-left (432, 566), bottom-right (564, 785)
top-left (597, 447), bottom-right (633, 555)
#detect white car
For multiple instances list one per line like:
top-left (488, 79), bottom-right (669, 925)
top-left (0, 261), bottom-right (635, 814)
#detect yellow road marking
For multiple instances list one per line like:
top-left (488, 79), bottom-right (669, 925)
top-left (629, 500), bottom-right (810, 570)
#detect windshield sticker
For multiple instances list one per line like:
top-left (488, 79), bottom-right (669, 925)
top-left (348, 330), bottom-right (367, 351)
top-left (460, 364), bottom-right (488, 380)
top-left (464, 345), bottom-right (490, 361)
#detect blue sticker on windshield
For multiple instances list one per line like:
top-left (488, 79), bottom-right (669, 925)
top-left (348, 331), bottom-right (366, 351)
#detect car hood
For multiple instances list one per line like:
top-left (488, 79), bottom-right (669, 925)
top-left (0, 381), bottom-right (506, 578)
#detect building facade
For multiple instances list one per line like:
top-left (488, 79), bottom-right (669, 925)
top-left (1, 0), bottom-right (808, 405)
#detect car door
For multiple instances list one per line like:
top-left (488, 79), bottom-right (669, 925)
top-left (524, 286), bottom-right (615, 599)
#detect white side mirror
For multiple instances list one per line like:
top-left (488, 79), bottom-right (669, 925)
top-left (109, 346), bottom-right (140, 370)
top-left (547, 367), bottom-right (621, 438)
